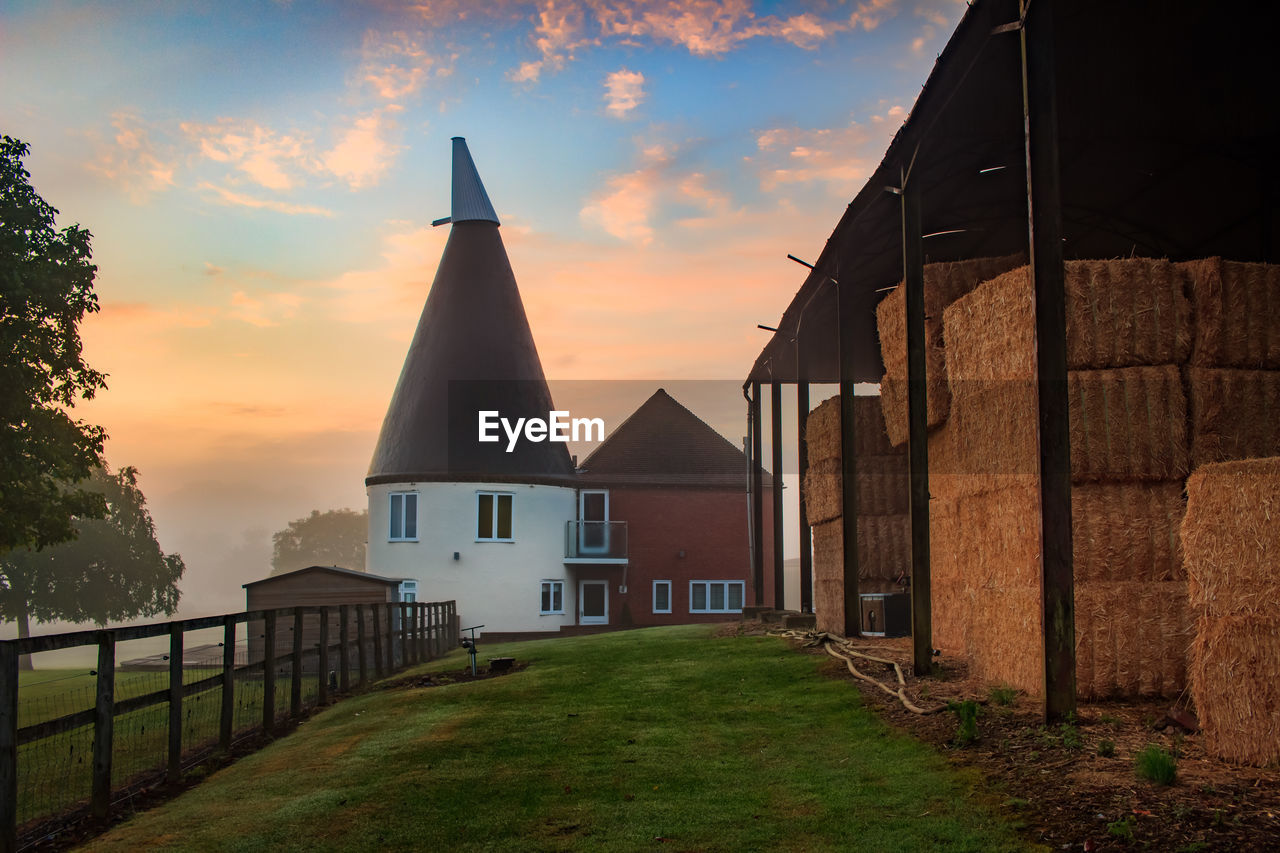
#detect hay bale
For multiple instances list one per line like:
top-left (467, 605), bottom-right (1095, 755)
top-left (1180, 457), bottom-right (1280, 763)
top-left (803, 455), bottom-right (909, 524)
top-left (1071, 482), bottom-right (1185, 583)
top-left (1184, 258), bottom-right (1280, 368)
top-left (1069, 366), bottom-right (1190, 481)
top-left (806, 395), bottom-right (899, 463)
top-left (808, 516), bottom-right (911, 585)
top-left (968, 586), bottom-right (1043, 693)
top-left (1073, 581), bottom-right (1190, 700)
top-left (877, 254), bottom-right (1028, 445)
top-left (944, 258), bottom-right (1192, 383)
top-left (929, 498), bottom-right (968, 654)
top-left (812, 519), bottom-right (845, 636)
top-left (1186, 368), bottom-right (1280, 467)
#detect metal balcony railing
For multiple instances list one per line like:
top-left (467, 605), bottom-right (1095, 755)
top-left (564, 520), bottom-right (628, 560)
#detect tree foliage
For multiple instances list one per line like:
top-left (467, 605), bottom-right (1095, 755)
top-left (0, 465), bottom-right (184, 627)
top-left (1, 135), bottom-right (108, 554)
top-left (271, 509), bottom-right (368, 575)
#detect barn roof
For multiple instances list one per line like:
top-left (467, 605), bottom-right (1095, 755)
top-left (748, 0), bottom-right (1278, 384)
top-left (243, 565), bottom-right (406, 588)
top-left (367, 138), bottom-right (575, 487)
top-left (577, 388), bottom-right (768, 489)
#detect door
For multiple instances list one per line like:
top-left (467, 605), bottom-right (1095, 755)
top-left (579, 580), bottom-right (608, 625)
top-left (578, 490), bottom-right (610, 555)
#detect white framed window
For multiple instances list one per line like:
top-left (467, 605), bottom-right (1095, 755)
top-left (476, 492), bottom-right (514, 541)
top-left (540, 580), bottom-right (565, 615)
top-left (689, 580), bottom-right (744, 614)
top-left (399, 580), bottom-right (417, 603)
top-left (389, 492), bottom-right (418, 541)
top-left (652, 580), bottom-right (672, 614)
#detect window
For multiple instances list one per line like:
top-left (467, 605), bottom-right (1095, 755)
top-left (540, 580), bottom-right (565, 614)
top-left (477, 492), bottom-right (514, 540)
top-left (689, 581), bottom-right (744, 614)
top-left (389, 492), bottom-right (418, 541)
top-left (652, 580), bottom-right (672, 614)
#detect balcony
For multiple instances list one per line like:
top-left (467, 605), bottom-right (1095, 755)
top-left (564, 520), bottom-right (628, 563)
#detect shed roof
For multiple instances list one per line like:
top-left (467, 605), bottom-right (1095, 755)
top-left (243, 565), bottom-right (406, 589)
top-left (578, 388), bottom-right (768, 489)
top-left (748, 0), bottom-right (1278, 384)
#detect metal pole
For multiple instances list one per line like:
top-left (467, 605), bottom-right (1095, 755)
top-left (1021, 0), bottom-right (1076, 723)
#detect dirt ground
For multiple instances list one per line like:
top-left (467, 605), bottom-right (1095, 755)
top-left (739, 623), bottom-right (1280, 852)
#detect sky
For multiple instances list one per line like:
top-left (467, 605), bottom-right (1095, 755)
top-left (1, 0), bottom-right (967, 626)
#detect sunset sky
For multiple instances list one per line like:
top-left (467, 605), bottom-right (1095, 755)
top-left (1, 0), bottom-right (965, 621)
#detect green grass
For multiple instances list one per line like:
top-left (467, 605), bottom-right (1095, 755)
top-left (1135, 744), bottom-right (1178, 786)
top-left (83, 626), bottom-right (1034, 852)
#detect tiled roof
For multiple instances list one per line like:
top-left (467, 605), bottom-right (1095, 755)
top-left (577, 389), bottom-right (770, 488)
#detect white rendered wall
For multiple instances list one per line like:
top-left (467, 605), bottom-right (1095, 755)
top-left (366, 481), bottom-right (577, 635)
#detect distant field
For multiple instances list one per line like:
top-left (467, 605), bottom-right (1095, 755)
top-left (83, 625), bottom-right (1034, 852)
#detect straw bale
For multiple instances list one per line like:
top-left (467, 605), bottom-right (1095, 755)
top-left (1071, 482), bottom-right (1186, 583)
top-left (806, 395), bottom-right (900, 464)
top-left (1186, 368), bottom-right (1280, 467)
top-left (929, 499), bottom-right (968, 654)
top-left (1188, 615), bottom-right (1280, 765)
top-left (877, 254), bottom-right (1028, 445)
top-left (968, 586), bottom-right (1043, 693)
top-left (1069, 366), bottom-right (1189, 481)
top-left (1184, 258), bottom-right (1280, 368)
top-left (802, 455), bottom-right (909, 524)
top-left (808, 516), bottom-right (912, 585)
top-left (944, 258), bottom-right (1191, 383)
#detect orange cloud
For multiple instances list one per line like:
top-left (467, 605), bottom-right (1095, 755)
top-left (750, 118), bottom-right (890, 196)
top-left (322, 110), bottom-right (400, 189)
top-left (195, 182), bottom-right (335, 216)
top-left (182, 119), bottom-right (313, 191)
top-left (358, 30), bottom-right (453, 100)
top-left (848, 0), bottom-right (898, 32)
top-left (88, 113), bottom-right (176, 202)
top-left (604, 68), bottom-right (646, 116)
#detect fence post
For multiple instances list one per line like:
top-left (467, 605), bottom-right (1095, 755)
top-left (432, 603), bottom-right (441, 658)
top-left (357, 605), bottom-right (368, 685)
top-left (1, 642), bottom-right (18, 853)
top-left (91, 630), bottom-right (116, 819)
top-left (385, 603), bottom-right (395, 673)
top-left (418, 604), bottom-right (426, 661)
top-left (318, 606), bottom-right (330, 704)
top-left (220, 616), bottom-right (235, 751)
top-left (338, 605), bottom-right (350, 693)
top-left (408, 603), bottom-right (417, 666)
top-left (263, 610), bottom-right (277, 734)
top-left (167, 622), bottom-right (183, 783)
top-left (291, 607), bottom-right (303, 717)
top-left (371, 604), bottom-right (383, 679)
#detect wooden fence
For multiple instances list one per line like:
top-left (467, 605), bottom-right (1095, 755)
top-left (0, 600), bottom-right (458, 852)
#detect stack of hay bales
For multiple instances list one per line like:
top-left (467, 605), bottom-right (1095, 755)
top-left (803, 395), bottom-right (909, 636)
top-left (1182, 259), bottom-right (1280, 464)
top-left (875, 254), bottom-right (1026, 446)
top-left (929, 259), bottom-right (1194, 696)
top-left (1182, 457), bottom-right (1280, 765)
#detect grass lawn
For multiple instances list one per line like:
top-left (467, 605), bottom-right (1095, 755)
top-left (83, 625), bottom-right (1035, 852)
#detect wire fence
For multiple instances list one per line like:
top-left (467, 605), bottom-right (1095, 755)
top-left (0, 600), bottom-right (458, 852)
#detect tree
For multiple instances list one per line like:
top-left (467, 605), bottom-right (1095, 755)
top-left (271, 509), bottom-right (369, 575)
top-left (0, 465), bottom-right (185, 666)
top-left (1, 135), bottom-right (108, 555)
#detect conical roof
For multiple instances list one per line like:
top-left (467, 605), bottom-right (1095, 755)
top-left (577, 389), bottom-right (767, 489)
top-left (367, 139), bottom-right (574, 486)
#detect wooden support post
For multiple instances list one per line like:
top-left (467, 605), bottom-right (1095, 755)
top-left (371, 604), bottom-right (383, 680)
top-left (339, 605), bottom-right (350, 693)
top-left (837, 283), bottom-right (861, 637)
top-left (770, 381), bottom-right (786, 610)
top-left (385, 603), bottom-right (396, 673)
top-left (0, 643), bottom-right (19, 853)
top-left (902, 175), bottom-right (934, 677)
top-left (318, 606), bottom-right (330, 704)
top-left (416, 604), bottom-right (425, 662)
top-left (219, 616), bottom-right (235, 751)
top-left (263, 610), bottom-right (277, 734)
top-left (1021, 0), bottom-right (1076, 723)
top-left (797, 381), bottom-right (813, 613)
top-left (167, 623), bottom-right (183, 783)
top-left (749, 381), bottom-right (765, 606)
top-left (91, 631), bottom-right (115, 819)
top-left (290, 607), bottom-right (303, 717)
